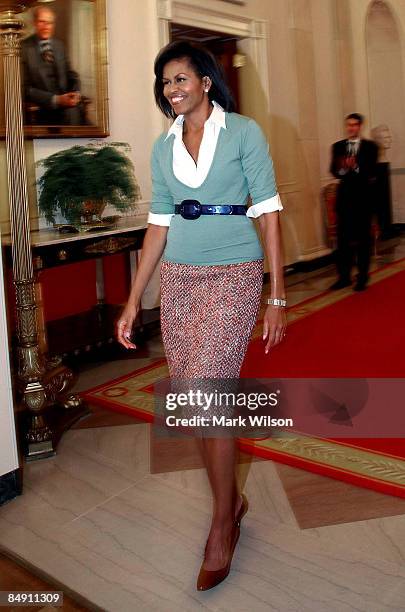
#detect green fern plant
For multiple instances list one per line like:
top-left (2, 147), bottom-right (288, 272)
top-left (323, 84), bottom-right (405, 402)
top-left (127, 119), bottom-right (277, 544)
top-left (35, 141), bottom-right (142, 224)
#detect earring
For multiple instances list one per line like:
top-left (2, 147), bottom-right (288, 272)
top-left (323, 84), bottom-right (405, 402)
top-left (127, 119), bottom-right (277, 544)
top-left (204, 88), bottom-right (209, 93)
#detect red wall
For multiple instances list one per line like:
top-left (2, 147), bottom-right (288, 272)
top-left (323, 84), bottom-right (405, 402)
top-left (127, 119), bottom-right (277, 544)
top-left (6, 255), bottom-right (130, 324)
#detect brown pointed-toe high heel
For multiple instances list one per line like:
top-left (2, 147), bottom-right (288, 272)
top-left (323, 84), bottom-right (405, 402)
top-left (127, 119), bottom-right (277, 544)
top-left (196, 522), bottom-right (240, 591)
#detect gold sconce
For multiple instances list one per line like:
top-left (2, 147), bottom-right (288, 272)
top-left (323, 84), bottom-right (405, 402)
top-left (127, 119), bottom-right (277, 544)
top-left (232, 53), bottom-right (246, 69)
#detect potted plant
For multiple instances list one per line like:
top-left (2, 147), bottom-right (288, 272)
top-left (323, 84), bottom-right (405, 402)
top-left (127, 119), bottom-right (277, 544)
top-left (35, 141), bottom-right (141, 227)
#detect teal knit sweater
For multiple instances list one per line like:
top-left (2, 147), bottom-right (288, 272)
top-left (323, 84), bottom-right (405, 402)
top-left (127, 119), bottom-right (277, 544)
top-left (150, 111), bottom-right (278, 265)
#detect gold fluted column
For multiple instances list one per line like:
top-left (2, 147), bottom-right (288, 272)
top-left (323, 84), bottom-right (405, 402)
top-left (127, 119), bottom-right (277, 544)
top-left (0, 1), bottom-right (87, 460)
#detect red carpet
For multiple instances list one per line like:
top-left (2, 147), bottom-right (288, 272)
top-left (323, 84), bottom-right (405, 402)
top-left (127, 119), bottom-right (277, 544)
top-left (82, 260), bottom-right (405, 498)
top-left (239, 264), bottom-right (405, 497)
top-left (241, 268), bottom-right (405, 378)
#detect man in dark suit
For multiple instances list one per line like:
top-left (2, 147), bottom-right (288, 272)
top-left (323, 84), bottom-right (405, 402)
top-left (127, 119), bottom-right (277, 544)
top-left (329, 113), bottom-right (378, 291)
top-left (21, 5), bottom-right (84, 125)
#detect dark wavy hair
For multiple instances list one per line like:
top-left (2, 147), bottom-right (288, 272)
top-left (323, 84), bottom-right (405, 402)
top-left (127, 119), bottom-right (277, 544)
top-left (346, 113), bottom-right (364, 124)
top-left (154, 40), bottom-right (236, 118)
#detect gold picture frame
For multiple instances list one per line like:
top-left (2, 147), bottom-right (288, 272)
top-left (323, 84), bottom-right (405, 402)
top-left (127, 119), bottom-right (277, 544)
top-left (0, 0), bottom-right (109, 138)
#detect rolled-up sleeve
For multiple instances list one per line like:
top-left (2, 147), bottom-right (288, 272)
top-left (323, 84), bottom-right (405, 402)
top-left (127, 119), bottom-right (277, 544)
top-left (241, 119), bottom-right (283, 218)
top-left (147, 211), bottom-right (174, 226)
top-left (246, 193), bottom-right (283, 218)
top-left (148, 137), bottom-right (175, 227)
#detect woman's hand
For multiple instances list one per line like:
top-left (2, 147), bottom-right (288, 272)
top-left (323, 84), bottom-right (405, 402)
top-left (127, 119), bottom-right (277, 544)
top-left (114, 225), bottom-right (169, 350)
top-left (262, 305), bottom-right (287, 354)
top-left (116, 301), bottom-right (140, 350)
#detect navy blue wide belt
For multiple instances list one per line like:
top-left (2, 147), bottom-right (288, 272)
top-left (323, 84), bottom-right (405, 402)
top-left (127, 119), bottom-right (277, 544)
top-left (174, 200), bottom-right (246, 220)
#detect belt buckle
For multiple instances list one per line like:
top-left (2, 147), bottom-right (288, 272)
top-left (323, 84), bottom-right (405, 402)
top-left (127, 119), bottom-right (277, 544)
top-left (179, 199), bottom-right (201, 220)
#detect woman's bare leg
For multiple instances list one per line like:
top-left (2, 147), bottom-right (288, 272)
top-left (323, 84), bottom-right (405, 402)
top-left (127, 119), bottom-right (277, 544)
top-left (196, 437), bottom-right (243, 570)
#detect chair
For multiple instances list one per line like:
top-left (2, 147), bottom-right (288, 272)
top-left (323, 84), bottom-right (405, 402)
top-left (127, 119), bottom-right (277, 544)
top-left (24, 101), bottom-right (41, 124)
top-left (24, 96), bottom-right (93, 126)
top-left (322, 183), bottom-right (338, 250)
top-left (322, 182), bottom-right (380, 257)
top-left (371, 218), bottom-right (381, 258)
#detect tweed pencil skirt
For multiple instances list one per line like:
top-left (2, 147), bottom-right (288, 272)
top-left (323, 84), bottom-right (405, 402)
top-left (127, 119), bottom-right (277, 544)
top-left (159, 258), bottom-right (264, 378)
top-left (158, 259), bottom-right (264, 437)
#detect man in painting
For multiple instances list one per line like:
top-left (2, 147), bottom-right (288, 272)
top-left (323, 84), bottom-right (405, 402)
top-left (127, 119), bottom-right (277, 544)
top-left (21, 5), bottom-right (86, 125)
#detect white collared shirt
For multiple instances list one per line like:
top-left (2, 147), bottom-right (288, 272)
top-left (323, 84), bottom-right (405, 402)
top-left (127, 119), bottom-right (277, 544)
top-left (148, 100), bottom-right (283, 226)
top-left (347, 138), bottom-right (360, 155)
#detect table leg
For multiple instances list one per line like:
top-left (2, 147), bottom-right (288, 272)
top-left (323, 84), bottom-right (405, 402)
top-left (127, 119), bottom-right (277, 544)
top-left (34, 269), bottom-right (49, 356)
top-left (95, 256), bottom-right (105, 305)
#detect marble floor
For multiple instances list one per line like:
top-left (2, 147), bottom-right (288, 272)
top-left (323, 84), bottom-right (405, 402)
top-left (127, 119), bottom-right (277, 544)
top-left (1, 236), bottom-right (405, 612)
top-left (0, 551), bottom-right (88, 611)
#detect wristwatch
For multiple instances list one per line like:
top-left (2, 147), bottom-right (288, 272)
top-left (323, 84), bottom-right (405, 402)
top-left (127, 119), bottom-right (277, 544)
top-left (263, 297), bottom-right (287, 307)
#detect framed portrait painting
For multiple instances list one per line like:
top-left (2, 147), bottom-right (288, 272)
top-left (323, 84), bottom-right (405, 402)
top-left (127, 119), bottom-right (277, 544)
top-left (0, 0), bottom-right (109, 138)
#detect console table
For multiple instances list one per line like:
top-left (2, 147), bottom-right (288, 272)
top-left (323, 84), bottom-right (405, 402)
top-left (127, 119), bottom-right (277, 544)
top-left (3, 214), bottom-right (160, 360)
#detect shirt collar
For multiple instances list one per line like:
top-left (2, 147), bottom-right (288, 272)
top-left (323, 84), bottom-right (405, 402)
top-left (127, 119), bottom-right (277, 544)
top-left (165, 100), bottom-right (226, 141)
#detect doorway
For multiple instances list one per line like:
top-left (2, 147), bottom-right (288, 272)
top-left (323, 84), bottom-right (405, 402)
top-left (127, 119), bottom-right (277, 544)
top-left (170, 23), bottom-right (243, 112)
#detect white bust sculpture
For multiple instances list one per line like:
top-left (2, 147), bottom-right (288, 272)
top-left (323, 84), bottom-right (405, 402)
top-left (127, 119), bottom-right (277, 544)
top-left (370, 124), bottom-right (392, 162)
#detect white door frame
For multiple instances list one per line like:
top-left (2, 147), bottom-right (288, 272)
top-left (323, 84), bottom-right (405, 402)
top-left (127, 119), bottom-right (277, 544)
top-left (156, 0), bottom-right (271, 128)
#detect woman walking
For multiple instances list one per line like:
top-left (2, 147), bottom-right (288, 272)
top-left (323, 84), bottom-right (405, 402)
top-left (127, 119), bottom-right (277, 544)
top-left (117, 40), bottom-right (287, 591)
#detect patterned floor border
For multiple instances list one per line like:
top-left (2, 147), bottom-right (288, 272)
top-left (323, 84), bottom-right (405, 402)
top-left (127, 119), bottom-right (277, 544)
top-left (81, 255), bottom-right (405, 499)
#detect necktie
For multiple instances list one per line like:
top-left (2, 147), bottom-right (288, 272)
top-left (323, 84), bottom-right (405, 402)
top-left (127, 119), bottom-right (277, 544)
top-left (40, 40), bottom-right (55, 63)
